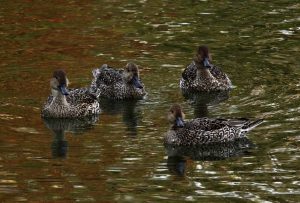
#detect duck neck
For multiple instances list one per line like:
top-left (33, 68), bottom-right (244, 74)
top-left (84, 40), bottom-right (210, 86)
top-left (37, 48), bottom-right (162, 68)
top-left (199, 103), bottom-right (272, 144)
top-left (196, 67), bottom-right (213, 79)
top-left (51, 89), bottom-right (69, 106)
top-left (122, 71), bottom-right (132, 83)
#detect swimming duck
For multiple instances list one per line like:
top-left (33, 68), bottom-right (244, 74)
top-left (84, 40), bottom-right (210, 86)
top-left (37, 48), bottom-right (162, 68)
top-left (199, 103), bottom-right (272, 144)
top-left (164, 104), bottom-right (263, 146)
top-left (180, 45), bottom-right (232, 92)
top-left (41, 70), bottom-right (101, 118)
top-left (90, 63), bottom-right (147, 100)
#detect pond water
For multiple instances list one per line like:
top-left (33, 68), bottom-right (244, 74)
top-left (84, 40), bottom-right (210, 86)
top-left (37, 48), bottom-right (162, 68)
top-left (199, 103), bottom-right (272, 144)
top-left (0, 0), bottom-right (299, 202)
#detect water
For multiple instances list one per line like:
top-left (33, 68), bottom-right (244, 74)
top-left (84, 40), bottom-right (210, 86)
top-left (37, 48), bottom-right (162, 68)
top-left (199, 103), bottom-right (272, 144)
top-left (0, 0), bottom-right (299, 202)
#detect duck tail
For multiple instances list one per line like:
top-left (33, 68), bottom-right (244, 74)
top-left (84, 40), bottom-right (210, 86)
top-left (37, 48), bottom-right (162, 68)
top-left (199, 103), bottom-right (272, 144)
top-left (241, 119), bottom-right (264, 132)
top-left (92, 64), bottom-right (109, 78)
top-left (92, 68), bottom-right (100, 78)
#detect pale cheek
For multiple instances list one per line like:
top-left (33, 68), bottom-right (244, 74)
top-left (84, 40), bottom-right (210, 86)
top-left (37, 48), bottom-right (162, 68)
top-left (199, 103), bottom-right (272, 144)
top-left (167, 113), bottom-right (175, 123)
top-left (50, 78), bottom-right (59, 89)
top-left (182, 112), bottom-right (185, 119)
top-left (124, 72), bottom-right (133, 81)
top-left (66, 78), bottom-right (69, 86)
top-left (51, 89), bottom-right (59, 97)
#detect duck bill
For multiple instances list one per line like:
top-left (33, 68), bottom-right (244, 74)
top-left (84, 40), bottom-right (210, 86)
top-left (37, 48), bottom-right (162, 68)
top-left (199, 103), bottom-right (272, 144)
top-left (132, 75), bottom-right (143, 89)
top-left (176, 117), bottom-right (184, 127)
top-left (59, 84), bottom-right (69, 95)
top-left (203, 57), bottom-right (211, 68)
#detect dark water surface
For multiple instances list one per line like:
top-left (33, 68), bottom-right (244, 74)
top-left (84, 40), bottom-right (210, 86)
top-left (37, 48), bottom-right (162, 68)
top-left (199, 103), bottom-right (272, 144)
top-left (0, 1), bottom-right (300, 202)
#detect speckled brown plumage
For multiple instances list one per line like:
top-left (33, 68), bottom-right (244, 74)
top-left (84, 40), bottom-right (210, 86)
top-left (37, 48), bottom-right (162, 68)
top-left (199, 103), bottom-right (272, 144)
top-left (180, 46), bottom-right (232, 92)
top-left (41, 70), bottom-right (100, 118)
top-left (180, 61), bottom-right (232, 92)
top-left (165, 104), bottom-right (263, 146)
top-left (90, 64), bottom-right (147, 100)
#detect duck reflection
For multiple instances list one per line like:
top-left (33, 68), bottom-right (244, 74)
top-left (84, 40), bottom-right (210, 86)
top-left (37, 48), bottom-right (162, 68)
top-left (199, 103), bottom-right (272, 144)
top-left (182, 91), bottom-right (230, 118)
top-left (165, 138), bottom-right (254, 176)
top-left (167, 156), bottom-right (187, 177)
top-left (42, 115), bottom-right (99, 158)
top-left (99, 99), bottom-right (142, 136)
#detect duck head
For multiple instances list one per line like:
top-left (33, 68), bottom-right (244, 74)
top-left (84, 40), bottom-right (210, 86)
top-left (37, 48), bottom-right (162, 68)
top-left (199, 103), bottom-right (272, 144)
top-left (168, 104), bottom-right (185, 128)
top-left (123, 63), bottom-right (144, 89)
top-left (194, 45), bottom-right (212, 69)
top-left (50, 69), bottom-right (69, 96)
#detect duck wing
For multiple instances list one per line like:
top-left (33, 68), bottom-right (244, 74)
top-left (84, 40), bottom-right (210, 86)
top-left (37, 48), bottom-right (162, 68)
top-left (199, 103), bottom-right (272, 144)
top-left (182, 62), bottom-right (197, 81)
top-left (213, 118), bottom-right (263, 130)
top-left (210, 65), bottom-right (232, 86)
top-left (67, 88), bottom-right (98, 105)
top-left (185, 117), bottom-right (227, 131)
top-left (94, 65), bottom-right (123, 86)
top-left (44, 95), bottom-right (54, 107)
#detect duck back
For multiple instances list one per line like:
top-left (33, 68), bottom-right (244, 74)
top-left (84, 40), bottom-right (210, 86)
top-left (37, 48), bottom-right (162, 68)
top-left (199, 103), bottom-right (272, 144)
top-left (165, 117), bottom-right (263, 146)
top-left (90, 65), bottom-right (146, 100)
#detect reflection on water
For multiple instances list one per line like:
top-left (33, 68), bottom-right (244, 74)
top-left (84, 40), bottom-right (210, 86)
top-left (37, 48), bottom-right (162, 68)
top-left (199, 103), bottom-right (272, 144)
top-left (43, 116), bottom-right (99, 158)
top-left (165, 138), bottom-right (254, 162)
top-left (51, 129), bottom-right (68, 158)
top-left (99, 99), bottom-right (141, 136)
top-left (0, 0), bottom-right (300, 202)
top-left (183, 91), bottom-right (230, 117)
top-left (167, 156), bottom-right (186, 177)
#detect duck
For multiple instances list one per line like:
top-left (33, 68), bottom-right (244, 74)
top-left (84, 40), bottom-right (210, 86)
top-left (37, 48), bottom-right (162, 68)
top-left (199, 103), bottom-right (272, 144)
top-left (41, 70), bottom-right (101, 118)
top-left (90, 63), bottom-right (147, 100)
top-left (164, 104), bottom-right (263, 146)
top-left (180, 45), bottom-right (232, 92)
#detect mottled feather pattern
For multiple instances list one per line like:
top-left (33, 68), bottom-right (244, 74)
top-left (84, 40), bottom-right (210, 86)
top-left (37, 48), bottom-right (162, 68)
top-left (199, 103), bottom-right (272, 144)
top-left (66, 88), bottom-right (98, 105)
top-left (90, 65), bottom-right (146, 100)
top-left (96, 66), bottom-right (123, 86)
top-left (164, 117), bottom-right (263, 146)
top-left (180, 61), bottom-right (232, 92)
top-left (42, 87), bottom-right (100, 118)
top-left (181, 62), bottom-right (197, 81)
